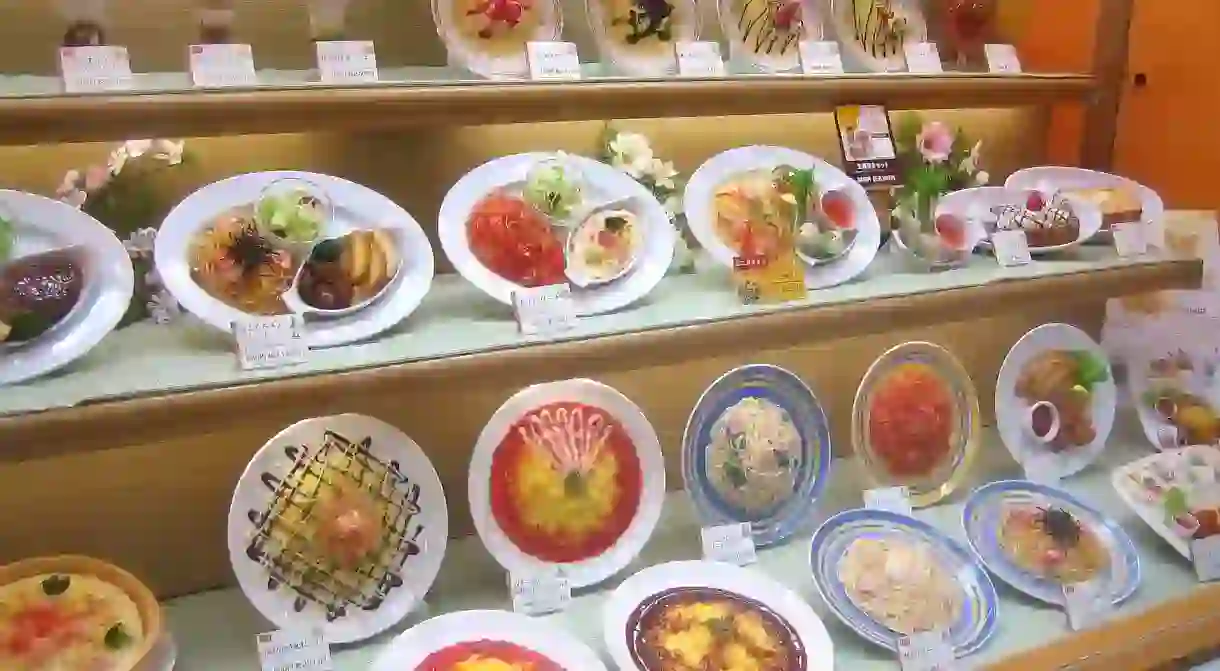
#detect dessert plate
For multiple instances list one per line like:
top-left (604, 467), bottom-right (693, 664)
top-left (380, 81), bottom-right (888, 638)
top-left (682, 363), bottom-right (833, 547)
top-left (603, 560), bottom-right (835, 671)
top-left (962, 480), bottom-right (1140, 606)
top-left (717, 0), bottom-right (824, 72)
top-left (0, 190), bottom-right (133, 386)
top-left (587, 0), bottom-right (701, 76)
top-left (371, 610), bottom-right (606, 671)
top-left (995, 323), bottom-right (1116, 480)
top-left (156, 171), bottom-right (434, 348)
top-left (432, 0), bottom-right (563, 79)
top-left (684, 145), bottom-right (880, 290)
top-left (439, 153), bottom-right (675, 316)
top-left (469, 378), bottom-right (666, 588)
top-left (226, 414), bottom-right (448, 644)
top-left (809, 508), bottom-right (998, 654)
top-left (828, 0), bottom-right (929, 73)
top-left (938, 186), bottom-right (1104, 255)
top-left (1006, 167), bottom-right (1165, 240)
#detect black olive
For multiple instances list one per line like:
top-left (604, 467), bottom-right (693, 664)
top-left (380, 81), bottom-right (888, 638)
top-left (604, 216), bottom-right (629, 232)
top-left (104, 623), bottom-right (132, 650)
top-left (41, 574), bottom-right (70, 596)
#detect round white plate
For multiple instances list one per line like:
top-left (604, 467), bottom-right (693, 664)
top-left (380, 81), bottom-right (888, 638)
top-left (372, 609), bottom-right (606, 671)
top-left (603, 560), bottom-right (834, 671)
top-left (0, 190), bottom-right (133, 386)
top-left (938, 186), bottom-right (1104, 255)
top-left (432, 0), bottom-right (563, 79)
top-left (469, 378), bottom-right (666, 588)
top-left (828, 0), bottom-right (928, 73)
top-left (227, 414), bottom-right (448, 644)
top-left (996, 323), bottom-right (1116, 479)
top-left (684, 145), bottom-right (880, 290)
top-left (587, 0), bottom-right (700, 76)
top-left (1005, 166), bottom-right (1164, 233)
top-left (155, 171), bottom-right (434, 349)
top-left (439, 153), bottom-right (675, 315)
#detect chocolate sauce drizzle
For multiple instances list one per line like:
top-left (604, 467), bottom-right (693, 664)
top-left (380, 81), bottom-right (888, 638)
top-left (737, 0), bottom-right (801, 56)
top-left (851, 0), bottom-right (906, 59)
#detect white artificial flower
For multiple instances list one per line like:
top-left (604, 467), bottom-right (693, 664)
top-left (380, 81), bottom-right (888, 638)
top-left (662, 194), bottom-right (683, 219)
top-left (959, 156), bottom-right (976, 175)
top-left (608, 132), bottom-right (654, 173)
top-left (152, 139), bottom-right (185, 165)
top-left (124, 139), bottom-right (153, 159)
top-left (123, 227), bottom-right (157, 257)
top-left (147, 288), bottom-right (180, 325)
top-left (969, 140), bottom-right (983, 163)
top-left (107, 145), bottom-right (128, 176)
top-left (57, 169), bottom-right (81, 197)
top-left (975, 170), bottom-right (990, 185)
top-left (649, 158), bottom-right (679, 190)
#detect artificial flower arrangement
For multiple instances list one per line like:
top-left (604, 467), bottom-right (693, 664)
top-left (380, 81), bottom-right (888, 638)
top-left (55, 138), bottom-right (187, 325)
top-left (890, 114), bottom-right (989, 268)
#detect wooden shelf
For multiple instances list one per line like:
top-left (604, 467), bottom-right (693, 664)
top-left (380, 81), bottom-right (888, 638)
top-left (0, 72), bottom-right (1095, 145)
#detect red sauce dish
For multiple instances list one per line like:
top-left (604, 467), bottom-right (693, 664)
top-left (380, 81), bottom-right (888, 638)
top-left (416, 639), bottom-right (564, 671)
top-left (867, 364), bottom-right (956, 478)
top-left (466, 193), bottom-right (567, 288)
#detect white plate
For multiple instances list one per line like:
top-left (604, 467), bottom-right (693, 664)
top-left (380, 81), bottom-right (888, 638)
top-left (828, 0), bottom-right (928, 73)
top-left (1126, 346), bottom-right (1220, 452)
top-left (226, 414), bottom-right (448, 644)
top-left (439, 153), bottom-right (675, 315)
top-left (684, 145), bottom-right (880, 290)
top-left (717, 0), bottom-right (824, 72)
top-left (432, 0), bottom-right (563, 79)
top-left (587, 0), bottom-right (700, 76)
top-left (995, 323), bottom-right (1116, 479)
top-left (371, 609), bottom-right (606, 671)
top-left (1005, 167), bottom-right (1165, 233)
top-left (469, 378), bottom-right (666, 588)
top-left (603, 560), bottom-right (835, 670)
top-left (136, 631), bottom-right (177, 671)
top-left (1111, 448), bottom-right (1208, 559)
top-left (938, 186), bottom-right (1104, 255)
top-left (155, 171), bottom-right (434, 349)
top-left (0, 190), bottom-right (133, 386)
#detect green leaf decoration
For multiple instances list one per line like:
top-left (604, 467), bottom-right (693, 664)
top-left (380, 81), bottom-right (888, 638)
top-left (1164, 486), bottom-right (1189, 521)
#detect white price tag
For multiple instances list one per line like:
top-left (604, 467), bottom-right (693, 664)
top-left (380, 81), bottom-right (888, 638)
top-left (526, 41), bottom-right (581, 80)
top-left (1191, 535), bottom-right (1220, 582)
top-left (1112, 221), bottom-right (1148, 258)
top-left (863, 486), bottom-right (913, 516)
top-left (1062, 579), bottom-right (1113, 631)
top-left (700, 522), bottom-right (757, 566)
top-left (509, 568), bottom-right (572, 615)
top-left (512, 283), bottom-right (577, 336)
top-left (798, 40), bottom-right (844, 75)
top-left (903, 42), bottom-right (943, 74)
top-left (897, 630), bottom-right (956, 671)
top-left (1157, 424), bottom-right (1181, 450)
top-left (256, 628), bottom-right (333, 671)
top-left (984, 43), bottom-right (1022, 74)
top-left (675, 40), bottom-right (725, 77)
top-left (992, 229), bottom-right (1032, 267)
top-left (1023, 452), bottom-right (1061, 487)
top-left (316, 40), bottom-right (379, 84)
top-left (233, 315), bottom-right (308, 371)
top-left (189, 43), bottom-right (257, 88)
top-left (59, 46), bottom-right (134, 93)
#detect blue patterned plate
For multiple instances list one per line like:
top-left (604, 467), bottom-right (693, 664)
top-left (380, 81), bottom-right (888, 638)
top-left (682, 364), bottom-right (832, 547)
top-left (809, 509), bottom-right (998, 654)
top-left (962, 480), bottom-right (1140, 606)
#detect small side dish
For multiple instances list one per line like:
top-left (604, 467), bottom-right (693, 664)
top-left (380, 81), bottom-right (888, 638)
top-left (1014, 349), bottom-right (1109, 451)
top-left (255, 185), bottom-right (327, 248)
top-left (566, 209), bottom-right (642, 285)
top-left (0, 249), bottom-right (83, 345)
top-left (1139, 352), bottom-right (1220, 447)
top-left (837, 537), bottom-right (963, 635)
top-left (998, 505), bottom-right (1109, 583)
top-left (1114, 445), bottom-right (1220, 559)
top-left (524, 158), bottom-right (583, 221)
top-left (466, 193), bottom-right (567, 288)
top-left (297, 230), bottom-right (400, 311)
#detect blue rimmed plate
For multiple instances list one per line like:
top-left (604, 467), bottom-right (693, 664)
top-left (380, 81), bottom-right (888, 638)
top-left (962, 480), bottom-right (1140, 606)
top-left (682, 364), bottom-right (833, 547)
top-left (809, 508), bottom-right (998, 655)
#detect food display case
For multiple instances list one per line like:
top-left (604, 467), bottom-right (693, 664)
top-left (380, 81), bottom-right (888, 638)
top-left (0, 0), bottom-right (1218, 669)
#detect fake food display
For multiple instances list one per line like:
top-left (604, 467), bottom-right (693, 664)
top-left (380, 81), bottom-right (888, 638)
top-left (998, 504), bottom-right (1109, 584)
top-left (565, 209), bottom-right (643, 286)
top-left (1014, 349), bottom-right (1109, 452)
top-left (467, 193), bottom-right (567, 288)
top-left (1063, 186), bottom-right (1143, 230)
top-left (831, 0), bottom-right (926, 72)
top-left (1136, 351), bottom-right (1220, 448)
top-left (994, 191), bottom-right (1082, 249)
top-left (433, 0), bottom-right (561, 79)
top-left (417, 640), bottom-right (563, 670)
top-left (0, 249), bottom-right (83, 345)
top-left (718, 0), bottom-right (815, 72)
top-left (295, 231), bottom-right (399, 312)
top-left (838, 536), bottom-right (963, 635)
top-left (1114, 445), bottom-right (1220, 559)
top-left (589, 0), bottom-right (698, 75)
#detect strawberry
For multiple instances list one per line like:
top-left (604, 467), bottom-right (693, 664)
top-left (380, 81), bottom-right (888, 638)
top-left (1026, 191), bottom-right (1046, 212)
top-left (820, 190), bottom-right (855, 230)
top-left (934, 214), bottom-right (968, 250)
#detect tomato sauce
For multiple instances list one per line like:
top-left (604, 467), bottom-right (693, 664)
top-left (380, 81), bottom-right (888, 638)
top-left (466, 194), bottom-right (566, 288)
top-left (867, 364), bottom-right (956, 478)
top-left (416, 639), bottom-right (563, 671)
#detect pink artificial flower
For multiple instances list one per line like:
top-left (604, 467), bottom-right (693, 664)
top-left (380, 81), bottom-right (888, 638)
top-left (83, 164), bottom-right (111, 192)
top-left (917, 122), bottom-right (954, 164)
top-left (56, 169), bottom-right (81, 199)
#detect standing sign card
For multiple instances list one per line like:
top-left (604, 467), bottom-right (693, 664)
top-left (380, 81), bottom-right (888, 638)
top-left (675, 41), bottom-right (726, 78)
top-left (233, 315), bottom-right (308, 370)
top-left (700, 522), bottom-right (758, 566)
top-left (833, 106), bottom-right (899, 189)
top-left (903, 42), bottom-right (943, 74)
top-left (526, 42), bottom-right (581, 80)
top-left (512, 283), bottom-right (577, 335)
top-left (798, 40), bottom-right (844, 75)
top-left (984, 43), bottom-right (1022, 74)
top-left (60, 45), bottom-right (134, 93)
top-left (189, 43), bottom-right (258, 88)
top-left (732, 252), bottom-right (806, 305)
top-left (256, 628), bottom-right (333, 671)
top-left (316, 40), bottom-right (379, 84)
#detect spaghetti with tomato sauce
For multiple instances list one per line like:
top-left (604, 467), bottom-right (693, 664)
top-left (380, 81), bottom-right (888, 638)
top-left (466, 193), bottom-right (567, 287)
top-left (416, 640), bottom-right (563, 671)
top-left (866, 363), bottom-right (956, 477)
top-left (489, 401), bottom-right (643, 563)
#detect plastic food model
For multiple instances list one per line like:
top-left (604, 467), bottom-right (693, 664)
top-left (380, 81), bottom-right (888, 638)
top-left (1015, 349), bottom-right (1109, 452)
top-left (712, 167), bottom-right (807, 260)
top-left (417, 640), bottom-right (564, 670)
top-left (837, 536), bottom-right (963, 635)
top-left (0, 248), bottom-right (84, 346)
top-left (1121, 446), bottom-right (1220, 546)
top-left (196, 0), bottom-right (236, 43)
top-left (837, 0), bottom-right (918, 72)
top-left (940, 0), bottom-right (995, 67)
top-left (722, 0), bottom-right (808, 71)
top-left (57, 0), bottom-right (108, 47)
top-left (296, 231), bottom-right (399, 311)
top-left (466, 192), bottom-right (567, 288)
top-left (612, 0), bottom-right (676, 45)
top-left (998, 504), bottom-right (1109, 584)
top-left (770, 165), bottom-right (858, 265)
top-left (565, 209), bottom-right (643, 285)
top-left (462, 0), bottom-right (537, 42)
top-left (1141, 352), bottom-right (1220, 448)
top-left (994, 191), bottom-right (1081, 248)
top-left (625, 586), bottom-right (806, 671)
top-left (1062, 186), bottom-right (1143, 231)
top-left (523, 158), bottom-right (583, 221)
top-left (866, 362), bottom-right (956, 478)
top-left (704, 396), bottom-right (804, 517)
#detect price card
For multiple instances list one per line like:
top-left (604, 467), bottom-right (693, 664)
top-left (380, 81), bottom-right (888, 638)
top-left (509, 567), bottom-right (572, 615)
top-left (189, 43), bottom-right (257, 88)
top-left (1062, 579), bottom-right (1113, 631)
top-left (992, 229), bottom-right (1032, 267)
top-left (512, 283), bottom-right (577, 335)
top-left (526, 41), bottom-right (581, 80)
top-left (897, 630), bottom-right (956, 671)
top-left (984, 43), bottom-right (1022, 74)
top-left (675, 40), bottom-right (725, 77)
top-left (233, 315), bottom-right (308, 371)
top-left (903, 42), bottom-right (943, 74)
top-left (316, 40), bottom-right (379, 84)
top-left (863, 486), bottom-right (913, 517)
top-left (732, 252), bottom-right (806, 305)
top-left (798, 40), bottom-right (844, 75)
top-left (1112, 221), bottom-right (1148, 258)
top-left (1191, 535), bottom-right (1220, 582)
top-left (1023, 451), bottom-right (1061, 487)
top-left (59, 46), bottom-right (134, 93)
top-left (256, 627), bottom-right (333, 671)
top-left (701, 522), bottom-right (757, 566)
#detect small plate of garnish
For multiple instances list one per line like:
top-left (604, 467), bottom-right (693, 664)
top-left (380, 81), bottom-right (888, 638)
top-left (809, 508), bottom-right (998, 654)
top-left (564, 207), bottom-right (644, 288)
top-left (1112, 445), bottom-right (1220, 559)
top-left (226, 414), bottom-right (449, 644)
top-left (962, 480), bottom-right (1140, 606)
top-left (603, 560), bottom-right (835, 671)
top-left (372, 610), bottom-right (607, 671)
top-left (995, 323), bottom-right (1116, 480)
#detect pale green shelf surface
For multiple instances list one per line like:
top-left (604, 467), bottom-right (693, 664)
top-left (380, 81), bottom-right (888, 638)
top-left (0, 245), bottom-right (1182, 416)
top-left (163, 421), bottom-right (1203, 670)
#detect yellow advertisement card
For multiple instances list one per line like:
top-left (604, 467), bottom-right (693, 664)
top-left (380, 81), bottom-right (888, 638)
top-left (733, 251), bottom-right (807, 305)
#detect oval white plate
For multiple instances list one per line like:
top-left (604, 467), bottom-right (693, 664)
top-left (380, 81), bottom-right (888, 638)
top-left (996, 323), bottom-right (1116, 479)
top-left (685, 145), bottom-right (880, 290)
top-left (603, 560), bottom-right (835, 671)
top-left (587, 0), bottom-right (700, 76)
top-left (828, 0), bottom-right (928, 73)
top-left (227, 414), bottom-right (448, 644)
top-left (433, 0), bottom-right (563, 79)
top-left (0, 190), bottom-right (133, 386)
top-left (469, 378), bottom-right (666, 588)
top-left (155, 171), bottom-right (434, 349)
top-left (439, 153), bottom-right (675, 315)
top-left (1005, 166), bottom-right (1164, 233)
top-left (938, 186), bottom-right (1103, 255)
top-left (372, 609), bottom-right (606, 671)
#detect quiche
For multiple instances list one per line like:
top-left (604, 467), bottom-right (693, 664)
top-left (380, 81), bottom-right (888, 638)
top-left (1063, 187), bottom-right (1143, 228)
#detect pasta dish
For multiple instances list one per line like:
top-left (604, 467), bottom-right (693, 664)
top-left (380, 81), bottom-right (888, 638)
top-left (190, 208), bottom-right (295, 315)
top-left (838, 537), bottom-right (963, 634)
top-left (705, 397), bottom-right (803, 516)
